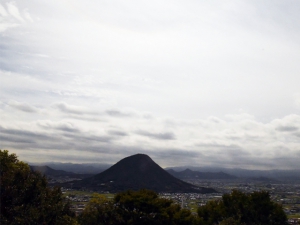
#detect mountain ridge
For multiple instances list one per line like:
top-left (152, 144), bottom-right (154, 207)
top-left (166, 168), bottom-right (237, 180)
top-left (30, 165), bottom-right (92, 179)
top-left (166, 166), bottom-right (300, 181)
top-left (70, 154), bottom-right (217, 193)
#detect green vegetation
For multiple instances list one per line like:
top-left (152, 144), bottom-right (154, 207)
top-left (188, 201), bottom-right (198, 213)
top-left (288, 213), bottom-right (300, 219)
top-left (63, 190), bottom-right (93, 196)
top-left (78, 189), bottom-right (196, 225)
top-left (0, 150), bottom-right (77, 225)
top-left (64, 190), bottom-right (114, 200)
top-left (0, 150), bottom-right (289, 225)
top-left (197, 189), bottom-right (288, 225)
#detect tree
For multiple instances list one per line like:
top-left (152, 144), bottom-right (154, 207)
top-left (197, 200), bottom-right (224, 225)
top-left (79, 189), bottom-right (198, 225)
top-left (77, 193), bottom-right (121, 225)
top-left (0, 150), bottom-right (77, 225)
top-left (114, 189), bottom-right (199, 225)
top-left (197, 189), bottom-right (288, 225)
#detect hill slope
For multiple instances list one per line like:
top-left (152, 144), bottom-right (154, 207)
top-left (166, 169), bottom-right (237, 180)
top-left (30, 165), bottom-right (92, 179)
top-left (72, 154), bottom-right (216, 193)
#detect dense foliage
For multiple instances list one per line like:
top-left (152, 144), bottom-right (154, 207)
top-left (1, 150), bottom-right (289, 225)
top-left (197, 189), bottom-right (287, 225)
top-left (0, 150), bottom-right (77, 225)
top-left (78, 189), bottom-right (197, 225)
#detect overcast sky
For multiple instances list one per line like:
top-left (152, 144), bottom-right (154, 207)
top-left (1, 0), bottom-right (300, 169)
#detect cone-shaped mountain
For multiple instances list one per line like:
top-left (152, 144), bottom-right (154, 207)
top-left (73, 154), bottom-right (216, 193)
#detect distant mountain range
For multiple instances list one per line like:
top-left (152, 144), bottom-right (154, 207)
top-left (31, 161), bottom-right (300, 183)
top-left (166, 166), bottom-right (300, 181)
top-left (63, 154), bottom-right (217, 193)
top-left (30, 165), bottom-right (92, 179)
top-left (30, 162), bottom-right (109, 174)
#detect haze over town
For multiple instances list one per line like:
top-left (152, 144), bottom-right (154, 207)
top-left (1, 0), bottom-right (300, 170)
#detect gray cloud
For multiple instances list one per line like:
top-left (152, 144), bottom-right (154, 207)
top-left (1, 115), bottom-right (300, 170)
top-left (1, 107), bottom-right (300, 169)
top-left (276, 126), bottom-right (298, 132)
top-left (53, 103), bottom-right (89, 115)
top-left (196, 143), bottom-right (242, 150)
top-left (37, 121), bottom-right (80, 133)
top-left (0, 127), bottom-right (50, 141)
top-left (0, 134), bottom-right (36, 144)
top-left (53, 103), bottom-right (135, 120)
top-left (46, 145), bottom-right (204, 167)
top-left (1, 0), bottom-right (300, 170)
top-left (149, 149), bottom-right (203, 166)
top-left (136, 130), bottom-right (176, 140)
top-left (7, 100), bottom-right (38, 113)
top-left (108, 130), bottom-right (128, 137)
top-left (55, 125), bottom-right (79, 133)
top-left (293, 132), bottom-right (300, 138)
top-left (63, 133), bottom-right (113, 144)
top-left (105, 110), bottom-right (134, 118)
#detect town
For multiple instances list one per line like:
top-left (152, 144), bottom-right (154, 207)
top-left (63, 178), bottom-right (300, 224)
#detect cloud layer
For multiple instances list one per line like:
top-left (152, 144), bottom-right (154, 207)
top-left (1, 0), bottom-right (300, 169)
top-left (1, 99), bottom-right (300, 169)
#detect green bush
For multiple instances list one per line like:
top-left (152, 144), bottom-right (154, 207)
top-left (0, 150), bottom-right (77, 225)
top-left (79, 189), bottom-right (198, 225)
top-left (198, 189), bottom-right (287, 225)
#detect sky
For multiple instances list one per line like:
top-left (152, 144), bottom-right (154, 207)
top-left (1, 0), bottom-right (300, 170)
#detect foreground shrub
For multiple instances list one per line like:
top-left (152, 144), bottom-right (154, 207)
top-left (0, 150), bottom-right (77, 225)
top-left (197, 189), bottom-right (287, 225)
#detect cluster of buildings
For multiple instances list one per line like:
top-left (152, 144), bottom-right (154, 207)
top-left (62, 178), bottom-right (300, 222)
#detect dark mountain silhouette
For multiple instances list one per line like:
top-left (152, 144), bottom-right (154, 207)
top-left (165, 166), bottom-right (300, 181)
top-left (166, 168), bottom-right (237, 180)
top-left (30, 162), bottom-right (109, 174)
top-left (30, 165), bottom-right (92, 179)
top-left (70, 154), bottom-right (217, 193)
